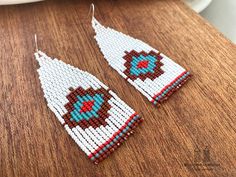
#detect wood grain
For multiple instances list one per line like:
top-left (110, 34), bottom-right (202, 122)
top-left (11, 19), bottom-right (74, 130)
top-left (0, 0), bottom-right (236, 176)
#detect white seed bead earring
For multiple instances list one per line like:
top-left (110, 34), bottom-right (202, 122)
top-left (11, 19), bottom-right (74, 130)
top-left (33, 35), bottom-right (143, 164)
top-left (90, 4), bottom-right (191, 106)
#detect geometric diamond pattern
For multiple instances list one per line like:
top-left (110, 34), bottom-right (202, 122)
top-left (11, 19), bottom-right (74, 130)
top-left (123, 50), bottom-right (164, 81)
top-left (63, 87), bottom-right (112, 129)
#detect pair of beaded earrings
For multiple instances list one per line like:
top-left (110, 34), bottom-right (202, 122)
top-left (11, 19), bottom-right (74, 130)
top-left (34, 4), bottom-right (191, 164)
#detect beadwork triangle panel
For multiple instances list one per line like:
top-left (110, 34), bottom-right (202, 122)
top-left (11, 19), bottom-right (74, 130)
top-left (34, 51), bottom-right (142, 164)
top-left (92, 18), bottom-right (191, 106)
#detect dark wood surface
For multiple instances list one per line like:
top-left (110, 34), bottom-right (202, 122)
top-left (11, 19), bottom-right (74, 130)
top-left (1, 0), bottom-right (236, 176)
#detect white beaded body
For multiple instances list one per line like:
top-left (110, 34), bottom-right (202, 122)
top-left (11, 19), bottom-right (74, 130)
top-left (34, 51), bottom-right (142, 164)
top-left (92, 18), bottom-right (191, 105)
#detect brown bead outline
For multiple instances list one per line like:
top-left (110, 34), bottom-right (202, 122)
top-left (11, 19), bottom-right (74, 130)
top-left (123, 50), bottom-right (164, 81)
top-left (63, 87), bottom-right (112, 129)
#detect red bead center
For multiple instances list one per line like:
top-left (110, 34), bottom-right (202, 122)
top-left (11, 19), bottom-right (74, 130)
top-left (137, 60), bottom-right (149, 69)
top-left (80, 100), bottom-right (95, 113)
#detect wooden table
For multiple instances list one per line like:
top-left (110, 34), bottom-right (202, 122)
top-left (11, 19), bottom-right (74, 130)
top-left (1, 0), bottom-right (236, 176)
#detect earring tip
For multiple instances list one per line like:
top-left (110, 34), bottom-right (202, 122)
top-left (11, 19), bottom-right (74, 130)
top-left (88, 3), bottom-right (95, 21)
top-left (34, 34), bottom-right (39, 52)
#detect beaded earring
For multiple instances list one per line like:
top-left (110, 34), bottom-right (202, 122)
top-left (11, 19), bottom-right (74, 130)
top-left (34, 35), bottom-right (143, 164)
top-left (91, 4), bottom-right (191, 106)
